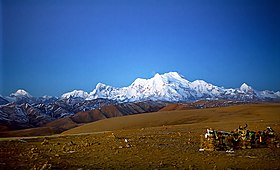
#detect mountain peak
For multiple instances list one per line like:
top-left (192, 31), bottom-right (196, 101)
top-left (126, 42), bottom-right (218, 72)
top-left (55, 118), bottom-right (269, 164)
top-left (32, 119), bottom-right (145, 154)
top-left (61, 90), bottom-right (89, 99)
top-left (96, 83), bottom-right (109, 89)
top-left (162, 72), bottom-right (188, 82)
top-left (240, 83), bottom-right (253, 92)
top-left (10, 89), bottom-right (32, 98)
top-left (154, 73), bottom-right (161, 77)
top-left (132, 72), bottom-right (185, 87)
top-left (163, 71), bottom-right (183, 78)
top-left (153, 73), bottom-right (163, 79)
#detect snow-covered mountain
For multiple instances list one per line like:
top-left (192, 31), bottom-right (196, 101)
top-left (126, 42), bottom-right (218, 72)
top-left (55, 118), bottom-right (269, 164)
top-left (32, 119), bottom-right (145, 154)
top-left (61, 90), bottom-right (89, 99)
top-left (85, 72), bottom-right (280, 102)
top-left (10, 89), bottom-right (32, 98)
top-left (5, 89), bottom-right (36, 104)
top-left (2, 72), bottom-right (280, 104)
top-left (0, 72), bottom-right (279, 132)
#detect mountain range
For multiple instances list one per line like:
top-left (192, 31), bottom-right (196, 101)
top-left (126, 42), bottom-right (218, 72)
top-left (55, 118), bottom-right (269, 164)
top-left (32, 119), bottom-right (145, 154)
top-left (1, 72), bottom-right (280, 105)
top-left (0, 72), bottom-right (279, 134)
top-left (62, 72), bottom-right (280, 102)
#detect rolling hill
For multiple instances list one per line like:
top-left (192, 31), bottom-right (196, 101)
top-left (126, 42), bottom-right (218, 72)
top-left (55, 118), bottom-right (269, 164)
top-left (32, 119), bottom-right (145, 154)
top-left (63, 103), bottom-right (280, 135)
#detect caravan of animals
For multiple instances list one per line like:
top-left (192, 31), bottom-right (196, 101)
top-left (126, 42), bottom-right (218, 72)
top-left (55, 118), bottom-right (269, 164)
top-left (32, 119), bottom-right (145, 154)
top-left (0, 72), bottom-right (280, 169)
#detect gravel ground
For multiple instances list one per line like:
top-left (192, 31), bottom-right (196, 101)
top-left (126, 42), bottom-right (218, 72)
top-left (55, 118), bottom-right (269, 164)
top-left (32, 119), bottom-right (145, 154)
top-left (1, 124), bottom-right (280, 170)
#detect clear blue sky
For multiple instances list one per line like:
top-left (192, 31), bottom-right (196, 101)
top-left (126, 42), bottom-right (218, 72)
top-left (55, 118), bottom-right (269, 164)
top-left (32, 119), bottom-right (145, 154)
top-left (1, 0), bottom-right (280, 96)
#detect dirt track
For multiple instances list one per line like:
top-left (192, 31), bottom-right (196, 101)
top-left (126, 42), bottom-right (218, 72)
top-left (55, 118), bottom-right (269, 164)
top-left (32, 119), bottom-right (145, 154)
top-left (0, 104), bottom-right (280, 169)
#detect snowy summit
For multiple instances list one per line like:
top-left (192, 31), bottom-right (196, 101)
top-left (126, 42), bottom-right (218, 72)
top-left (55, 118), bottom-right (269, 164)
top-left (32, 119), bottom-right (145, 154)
top-left (82, 72), bottom-right (280, 102)
top-left (10, 89), bottom-right (32, 98)
top-left (6, 72), bottom-right (280, 103)
top-left (61, 90), bottom-right (89, 99)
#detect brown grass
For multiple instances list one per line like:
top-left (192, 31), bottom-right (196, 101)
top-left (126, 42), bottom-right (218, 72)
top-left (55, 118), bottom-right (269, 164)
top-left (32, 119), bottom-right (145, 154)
top-left (0, 127), bottom-right (55, 137)
top-left (158, 103), bottom-right (194, 112)
top-left (64, 103), bottom-right (280, 135)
